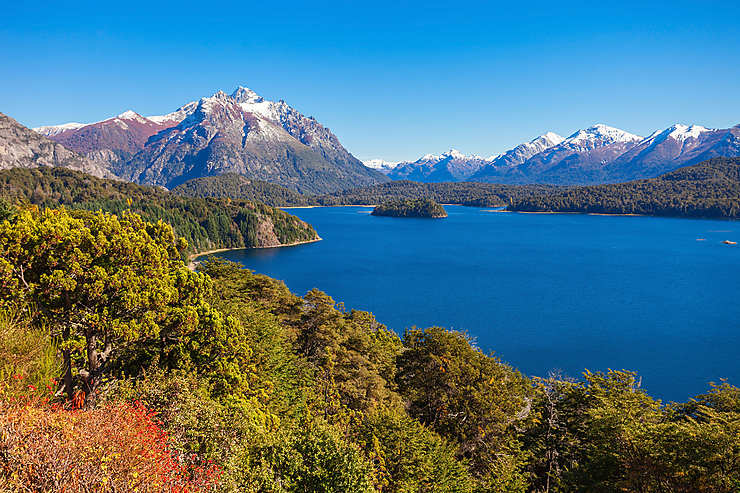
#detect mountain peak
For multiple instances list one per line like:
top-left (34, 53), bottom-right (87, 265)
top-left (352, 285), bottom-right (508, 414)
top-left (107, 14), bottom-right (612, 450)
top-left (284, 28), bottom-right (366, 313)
top-left (566, 124), bottom-right (641, 144)
top-left (540, 131), bottom-right (564, 144)
top-left (667, 123), bottom-right (710, 141)
top-left (645, 123), bottom-right (712, 144)
top-left (231, 86), bottom-right (264, 104)
top-left (116, 110), bottom-right (139, 119)
top-left (444, 149), bottom-right (467, 159)
top-left (363, 158), bottom-right (399, 171)
top-left (418, 149), bottom-right (484, 162)
top-left (115, 110), bottom-right (151, 124)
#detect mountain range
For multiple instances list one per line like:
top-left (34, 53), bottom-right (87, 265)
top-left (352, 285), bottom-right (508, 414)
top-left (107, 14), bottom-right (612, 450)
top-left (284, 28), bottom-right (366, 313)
top-left (370, 123), bottom-right (740, 185)
top-left (9, 85), bottom-right (740, 190)
top-left (34, 87), bottom-right (387, 194)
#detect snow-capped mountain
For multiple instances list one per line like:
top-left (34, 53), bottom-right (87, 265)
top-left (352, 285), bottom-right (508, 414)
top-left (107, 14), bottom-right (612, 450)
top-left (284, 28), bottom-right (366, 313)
top-left (146, 101), bottom-right (199, 126)
top-left (603, 123), bottom-right (740, 182)
top-left (35, 103), bottom-right (199, 139)
top-left (387, 149), bottom-right (493, 182)
top-left (33, 87), bottom-right (387, 193)
top-left (387, 133), bottom-right (565, 184)
top-left (34, 121), bottom-right (87, 137)
top-left (363, 159), bottom-right (400, 173)
top-left (27, 95), bottom-right (740, 188)
top-left (400, 122), bottom-right (740, 185)
top-left (560, 124), bottom-right (642, 150)
top-left (471, 132), bottom-right (564, 181)
top-left (33, 109), bottom-right (186, 173)
top-left (517, 124), bottom-right (643, 183)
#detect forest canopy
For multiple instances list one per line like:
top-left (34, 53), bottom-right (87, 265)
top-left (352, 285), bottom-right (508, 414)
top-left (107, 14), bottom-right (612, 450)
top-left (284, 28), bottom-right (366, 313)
top-left (507, 157), bottom-right (740, 218)
top-left (1, 205), bottom-right (739, 491)
top-left (0, 167), bottom-right (318, 255)
top-left (371, 198), bottom-right (448, 218)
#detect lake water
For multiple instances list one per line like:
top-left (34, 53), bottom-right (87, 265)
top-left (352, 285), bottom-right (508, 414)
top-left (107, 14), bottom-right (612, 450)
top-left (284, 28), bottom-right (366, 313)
top-left (209, 205), bottom-right (740, 402)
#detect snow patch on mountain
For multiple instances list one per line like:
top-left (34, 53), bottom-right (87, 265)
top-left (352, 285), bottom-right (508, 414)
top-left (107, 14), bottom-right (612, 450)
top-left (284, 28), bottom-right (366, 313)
top-left (36, 109), bottom-right (179, 137)
top-left (564, 124), bottom-right (642, 145)
top-left (540, 132), bottom-right (565, 145)
top-left (363, 159), bottom-right (400, 170)
top-left (116, 110), bottom-right (150, 123)
top-left (147, 101), bottom-right (198, 125)
top-left (231, 86), bottom-right (264, 104)
top-left (34, 122), bottom-right (87, 137)
top-left (419, 149), bottom-right (487, 162)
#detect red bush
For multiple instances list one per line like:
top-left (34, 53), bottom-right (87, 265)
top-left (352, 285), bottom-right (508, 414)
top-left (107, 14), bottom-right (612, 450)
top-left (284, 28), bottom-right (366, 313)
top-left (0, 388), bottom-right (221, 492)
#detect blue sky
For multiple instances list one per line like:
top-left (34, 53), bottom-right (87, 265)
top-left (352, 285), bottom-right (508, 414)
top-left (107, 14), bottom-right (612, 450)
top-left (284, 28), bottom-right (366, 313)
top-left (2, 0), bottom-right (739, 161)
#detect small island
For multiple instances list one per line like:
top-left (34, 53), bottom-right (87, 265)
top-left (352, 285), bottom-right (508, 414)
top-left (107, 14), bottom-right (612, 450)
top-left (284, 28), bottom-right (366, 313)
top-left (371, 198), bottom-right (448, 218)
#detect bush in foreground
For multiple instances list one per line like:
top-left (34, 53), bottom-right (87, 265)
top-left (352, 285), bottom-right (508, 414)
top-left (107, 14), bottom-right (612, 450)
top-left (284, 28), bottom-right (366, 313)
top-left (0, 389), bottom-right (221, 491)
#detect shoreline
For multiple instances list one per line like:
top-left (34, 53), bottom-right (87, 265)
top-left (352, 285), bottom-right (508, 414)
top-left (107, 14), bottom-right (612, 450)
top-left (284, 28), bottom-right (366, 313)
top-left (279, 204), bottom-right (734, 221)
top-left (513, 210), bottom-right (643, 217)
top-left (281, 204), bottom-right (376, 209)
top-left (187, 237), bottom-right (322, 270)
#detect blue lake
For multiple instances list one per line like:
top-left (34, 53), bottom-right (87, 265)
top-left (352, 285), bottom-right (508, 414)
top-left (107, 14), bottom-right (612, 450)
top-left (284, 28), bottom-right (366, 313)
top-left (208, 205), bottom-right (740, 402)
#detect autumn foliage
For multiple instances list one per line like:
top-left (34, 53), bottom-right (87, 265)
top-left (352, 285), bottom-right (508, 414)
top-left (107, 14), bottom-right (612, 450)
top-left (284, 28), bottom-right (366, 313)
top-left (0, 388), bottom-right (220, 492)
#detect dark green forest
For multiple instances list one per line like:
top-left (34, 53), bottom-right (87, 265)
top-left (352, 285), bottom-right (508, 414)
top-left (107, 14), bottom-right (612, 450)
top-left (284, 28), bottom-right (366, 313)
top-left (507, 157), bottom-right (740, 218)
top-left (0, 167), bottom-right (318, 255)
top-left (173, 158), bottom-right (740, 220)
top-left (173, 173), bottom-right (311, 207)
top-left (314, 181), bottom-right (557, 207)
top-left (372, 198), bottom-right (448, 218)
top-left (1, 206), bottom-right (739, 492)
top-left (175, 175), bottom-right (557, 208)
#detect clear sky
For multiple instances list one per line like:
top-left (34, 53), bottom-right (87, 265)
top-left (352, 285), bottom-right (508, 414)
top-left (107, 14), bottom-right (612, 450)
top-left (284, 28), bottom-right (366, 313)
top-left (2, 0), bottom-right (739, 162)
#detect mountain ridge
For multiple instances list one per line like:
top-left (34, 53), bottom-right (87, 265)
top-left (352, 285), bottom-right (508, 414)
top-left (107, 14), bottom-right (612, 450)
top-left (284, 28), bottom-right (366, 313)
top-left (0, 112), bottom-right (112, 178)
top-left (32, 86), bottom-right (388, 194)
top-left (374, 123), bottom-right (740, 185)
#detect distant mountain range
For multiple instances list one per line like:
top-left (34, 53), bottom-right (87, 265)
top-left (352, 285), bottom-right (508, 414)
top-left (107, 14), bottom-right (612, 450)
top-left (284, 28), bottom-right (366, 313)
top-left (368, 123), bottom-right (740, 185)
top-left (33, 87), bottom-right (387, 194)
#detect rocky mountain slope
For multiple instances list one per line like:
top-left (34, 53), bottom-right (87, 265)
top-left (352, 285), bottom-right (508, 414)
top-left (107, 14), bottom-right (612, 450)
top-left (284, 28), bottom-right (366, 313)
top-left (469, 132), bottom-right (564, 181)
top-left (36, 109), bottom-right (188, 173)
top-left (34, 87), bottom-right (387, 193)
top-left (500, 124), bottom-right (643, 184)
top-left (603, 124), bottom-right (740, 182)
top-left (0, 112), bottom-right (111, 178)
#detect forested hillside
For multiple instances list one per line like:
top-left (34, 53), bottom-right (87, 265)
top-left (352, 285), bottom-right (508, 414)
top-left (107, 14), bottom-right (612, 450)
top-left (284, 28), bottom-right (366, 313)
top-left (174, 176), bottom-right (556, 207)
top-left (1, 207), bottom-right (738, 491)
top-left (0, 167), bottom-right (318, 254)
top-left (172, 173), bottom-right (311, 206)
top-left (508, 157), bottom-right (740, 218)
top-left (174, 159), bottom-right (740, 220)
top-left (314, 180), bottom-right (557, 206)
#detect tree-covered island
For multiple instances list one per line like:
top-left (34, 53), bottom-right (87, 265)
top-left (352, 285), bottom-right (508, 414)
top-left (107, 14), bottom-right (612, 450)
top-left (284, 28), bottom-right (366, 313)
top-left (371, 198), bottom-right (448, 218)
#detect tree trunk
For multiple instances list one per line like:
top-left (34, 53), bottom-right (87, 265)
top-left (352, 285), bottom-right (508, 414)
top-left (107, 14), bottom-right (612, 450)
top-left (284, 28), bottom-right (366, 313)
top-left (62, 324), bottom-right (74, 402)
top-left (84, 330), bottom-right (98, 406)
